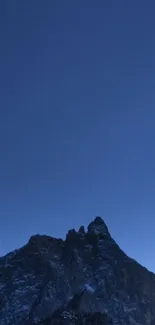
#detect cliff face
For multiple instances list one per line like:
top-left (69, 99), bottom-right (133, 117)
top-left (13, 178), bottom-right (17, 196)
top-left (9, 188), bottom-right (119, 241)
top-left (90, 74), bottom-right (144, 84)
top-left (0, 217), bottom-right (155, 325)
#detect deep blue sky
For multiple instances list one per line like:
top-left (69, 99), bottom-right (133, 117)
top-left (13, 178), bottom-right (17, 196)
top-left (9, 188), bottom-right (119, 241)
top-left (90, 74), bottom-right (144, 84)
top-left (0, 1), bottom-right (155, 271)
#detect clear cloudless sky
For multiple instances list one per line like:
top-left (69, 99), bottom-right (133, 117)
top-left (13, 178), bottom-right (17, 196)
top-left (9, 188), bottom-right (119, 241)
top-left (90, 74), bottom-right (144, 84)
top-left (0, 1), bottom-right (155, 271)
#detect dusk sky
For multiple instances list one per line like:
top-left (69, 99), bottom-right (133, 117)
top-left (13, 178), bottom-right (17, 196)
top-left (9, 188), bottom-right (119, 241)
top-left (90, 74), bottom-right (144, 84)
top-left (0, 1), bottom-right (155, 272)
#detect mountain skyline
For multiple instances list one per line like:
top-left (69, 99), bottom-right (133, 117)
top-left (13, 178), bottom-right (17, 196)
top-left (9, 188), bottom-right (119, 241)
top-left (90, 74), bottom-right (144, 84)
top-left (0, 216), bottom-right (154, 275)
top-left (1, 1), bottom-right (155, 273)
top-left (0, 216), bottom-right (155, 325)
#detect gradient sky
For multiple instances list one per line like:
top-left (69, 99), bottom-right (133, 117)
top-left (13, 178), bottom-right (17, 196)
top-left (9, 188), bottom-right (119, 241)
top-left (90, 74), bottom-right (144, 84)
top-left (0, 1), bottom-right (155, 272)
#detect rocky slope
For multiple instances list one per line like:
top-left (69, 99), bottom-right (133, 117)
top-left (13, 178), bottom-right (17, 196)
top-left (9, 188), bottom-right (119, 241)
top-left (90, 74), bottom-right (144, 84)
top-left (35, 292), bottom-right (112, 325)
top-left (37, 309), bottom-right (112, 325)
top-left (0, 217), bottom-right (155, 325)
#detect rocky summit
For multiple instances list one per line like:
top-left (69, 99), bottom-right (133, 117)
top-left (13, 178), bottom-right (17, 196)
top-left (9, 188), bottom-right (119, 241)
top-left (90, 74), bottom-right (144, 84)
top-left (0, 217), bottom-right (155, 325)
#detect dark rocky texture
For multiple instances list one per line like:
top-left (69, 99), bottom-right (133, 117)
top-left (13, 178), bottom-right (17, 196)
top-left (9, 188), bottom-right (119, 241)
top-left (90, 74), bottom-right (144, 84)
top-left (38, 310), bottom-right (112, 325)
top-left (36, 291), bottom-right (112, 325)
top-left (0, 217), bottom-right (155, 325)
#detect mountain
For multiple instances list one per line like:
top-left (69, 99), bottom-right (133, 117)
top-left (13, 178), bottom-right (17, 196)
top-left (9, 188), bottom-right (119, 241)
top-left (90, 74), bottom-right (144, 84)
top-left (0, 217), bottom-right (155, 325)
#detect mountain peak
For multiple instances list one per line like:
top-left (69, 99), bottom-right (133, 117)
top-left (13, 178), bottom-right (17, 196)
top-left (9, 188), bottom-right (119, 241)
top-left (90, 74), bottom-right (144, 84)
top-left (87, 216), bottom-right (110, 236)
top-left (78, 225), bottom-right (85, 234)
top-left (0, 216), bottom-right (155, 325)
top-left (94, 216), bottom-right (106, 225)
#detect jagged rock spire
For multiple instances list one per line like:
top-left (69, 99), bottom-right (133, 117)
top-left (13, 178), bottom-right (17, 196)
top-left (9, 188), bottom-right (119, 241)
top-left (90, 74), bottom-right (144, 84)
top-left (78, 225), bottom-right (85, 234)
top-left (87, 216), bottom-right (110, 236)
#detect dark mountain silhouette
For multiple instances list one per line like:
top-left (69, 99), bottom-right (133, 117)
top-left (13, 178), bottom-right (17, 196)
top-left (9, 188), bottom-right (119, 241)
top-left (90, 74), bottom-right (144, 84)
top-left (0, 217), bottom-right (155, 325)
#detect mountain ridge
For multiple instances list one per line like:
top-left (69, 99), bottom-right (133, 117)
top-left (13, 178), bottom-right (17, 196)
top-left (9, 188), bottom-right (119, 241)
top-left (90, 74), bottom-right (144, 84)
top-left (0, 217), bottom-right (155, 325)
top-left (1, 216), bottom-right (152, 275)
